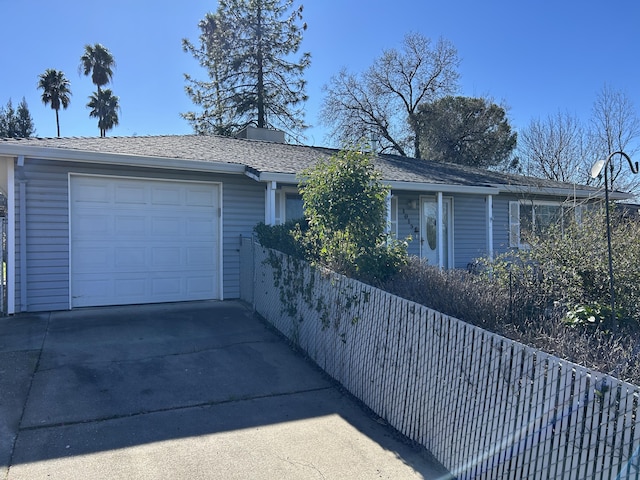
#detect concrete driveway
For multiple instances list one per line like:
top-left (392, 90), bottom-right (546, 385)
top-left (0, 300), bottom-right (450, 480)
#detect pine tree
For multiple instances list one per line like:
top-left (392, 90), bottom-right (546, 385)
top-left (0, 98), bottom-right (35, 138)
top-left (16, 98), bottom-right (36, 138)
top-left (183, 0), bottom-right (310, 140)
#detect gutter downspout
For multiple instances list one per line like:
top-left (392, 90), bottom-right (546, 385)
top-left (16, 156), bottom-right (26, 312)
top-left (6, 160), bottom-right (15, 314)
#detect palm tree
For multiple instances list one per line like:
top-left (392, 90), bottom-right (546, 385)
top-left (37, 69), bottom-right (72, 137)
top-left (80, 44), bottom-right (116, 137)
top-left (79, 44), bottom-right (115, 93)
top-left (87, 89), bottom-right (119, 137)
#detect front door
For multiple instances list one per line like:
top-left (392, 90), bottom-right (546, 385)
top-left (421, 197), bottom-right (452, 268)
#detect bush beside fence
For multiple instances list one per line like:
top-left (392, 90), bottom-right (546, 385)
top-left (244, 240), bottom-right (640, 479)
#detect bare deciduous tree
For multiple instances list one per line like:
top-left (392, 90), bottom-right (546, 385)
top-left (321, 33), bottom-right (460, 158)
top-left (518, 111), bottom-right (595, 185)
top-left (590, 83), bottom-right (640, 192)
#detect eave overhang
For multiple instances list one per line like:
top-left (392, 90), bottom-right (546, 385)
top-left (0, 145), bottom-right (247, 175)
top-left (494, 183), bottom-right (633, 201)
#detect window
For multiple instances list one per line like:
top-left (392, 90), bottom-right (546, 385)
top-left (509, 200), bottom-right (586, 247)
top-left (275, 189), bottom-right (304, 225)
top-left (389, 196), bottom-right (398, 236)
top-left (285, 194), bottom-right (304, 222)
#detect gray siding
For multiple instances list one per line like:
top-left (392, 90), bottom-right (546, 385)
top-left (394, 194), bottom-right (421, 256)
top-left (221, 177), bottom-right (265, 299)
top-left (452, 194), bottom-right (489, 269)
top-left (19, 161), bottom-right (69, 312)
top-left (16, 159), bottom-right (265, 312)
top-left (492, 195), bottom-right (513, 256)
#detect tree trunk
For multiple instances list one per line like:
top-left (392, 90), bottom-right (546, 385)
top-left (256, 1), bottom-right (265, 128)
top-left (409, 114), bottom-right (422, 159)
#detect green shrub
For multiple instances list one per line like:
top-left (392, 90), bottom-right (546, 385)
top-left (480, 206), bottom-right (640, 331)
top-left (254, 219), bottom-right (309, 259)
top-left (298, 147), bottom-right (408, 282)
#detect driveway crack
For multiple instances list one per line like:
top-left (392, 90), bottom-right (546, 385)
top-left (17, 385), bottom-right (334, 432)
top-left (6, 312), bottom-right (52, 478)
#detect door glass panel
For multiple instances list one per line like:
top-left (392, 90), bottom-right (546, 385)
top-left (421, 197), bottom-right (451, 268)
top-left (425, 203), bottom-right (437, 250)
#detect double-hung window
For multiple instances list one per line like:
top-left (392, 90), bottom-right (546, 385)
top-left (509, 200), bottom-right (586, 248)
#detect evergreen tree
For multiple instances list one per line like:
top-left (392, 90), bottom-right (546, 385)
top-left (0, 98), bottom-right (35, 138)
top-left (16, 98), bottom-right (36, 138)
top-left (183, 0), bottom-right (310, 140)
top-left (416, 96), bottom-right (517, 168)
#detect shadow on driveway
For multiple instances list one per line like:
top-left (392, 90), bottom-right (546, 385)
top-left (0, 300), bottom-right (451, 479)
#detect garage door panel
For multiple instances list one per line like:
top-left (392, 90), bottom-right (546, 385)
top-left (115, 277), bottom-right (147, 297)
top-left (151, 277), bottom-right (182, 296)
top-left (115, 247), bottom-right (146, 267)
top-left (152, 186), bottom-right (181, 205)
top-left (152, 217), bottom-right (181, 235)
top-left (75, 213), bottom-right (111, 235)
top-left (187, 247), bottom-right (214, 266)
top-left (73, 277), bottom-right (114, 301)
top-left (187, 217), bottom-right (216, 236)
top-left (115, 184), bottom-right (147, 204)
top-left (187, 276), bottom-right (215, 295)
top-left (151, 247), bottom-right (182, 266)
top-left (71, 176), bottom-right (221, 308)
top-left (75, 183), bottom-right (111, 203)
top-left (115, 216), bottom-right (147, 235)
top-left (73, 246), bottom-right (111, 269)
top-left (187, 189), bottom-right (217, 206)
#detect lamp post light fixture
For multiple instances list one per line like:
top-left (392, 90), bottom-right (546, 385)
top-left (590, 151), bottom-right (639, 326)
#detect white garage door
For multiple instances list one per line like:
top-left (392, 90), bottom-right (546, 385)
top-left (70, 175), bottom-right (221, 308)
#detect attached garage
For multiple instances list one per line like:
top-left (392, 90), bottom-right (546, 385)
top-left (69, 174), bottom-right (222, 308)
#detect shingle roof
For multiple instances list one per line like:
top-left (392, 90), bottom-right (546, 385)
top-left (0, 134), bottom-right (614, 196)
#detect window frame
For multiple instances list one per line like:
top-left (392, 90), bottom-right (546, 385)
top-left (509, 200), bottom-right (586, 248)
top-left (275, 186), bottom-right (304, 225)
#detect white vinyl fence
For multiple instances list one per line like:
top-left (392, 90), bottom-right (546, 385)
top-left (244, 241), bottom-right (640, 479)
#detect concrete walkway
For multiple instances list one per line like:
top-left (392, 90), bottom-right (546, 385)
top-left (0, 300), bottom-right (451, 480)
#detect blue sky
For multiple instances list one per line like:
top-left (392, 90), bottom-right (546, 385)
top-left (1, 0), bottom-right (639, 150)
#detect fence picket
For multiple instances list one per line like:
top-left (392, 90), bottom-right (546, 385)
top-left (247, 244), bottom-right (640, 479)
top-left (421, 307), bottom-right (440, 451)
top-left (614, 387), bottom-right (638, 479)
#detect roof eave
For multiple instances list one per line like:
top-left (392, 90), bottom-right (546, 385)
top-left (0, 145), bottom-right (247, 175)
top-left (494, 183), bottom-right (633, 201)
top-left (386, 180), bottom-right (499, 195)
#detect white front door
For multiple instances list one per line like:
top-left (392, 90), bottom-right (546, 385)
top-left (70, 175), bottom-right (222, 308)
top-left (421, 196), bottom-right (453, 268)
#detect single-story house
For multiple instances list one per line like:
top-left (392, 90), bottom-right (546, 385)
top-left (0, 128), bottom-right (630, 314)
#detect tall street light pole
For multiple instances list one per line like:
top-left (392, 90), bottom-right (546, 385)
top-left (590, 151), bottom-right (638, 326)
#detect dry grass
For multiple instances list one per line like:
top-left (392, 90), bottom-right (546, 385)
top-left (377, 257), bottom-right (640, 385)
